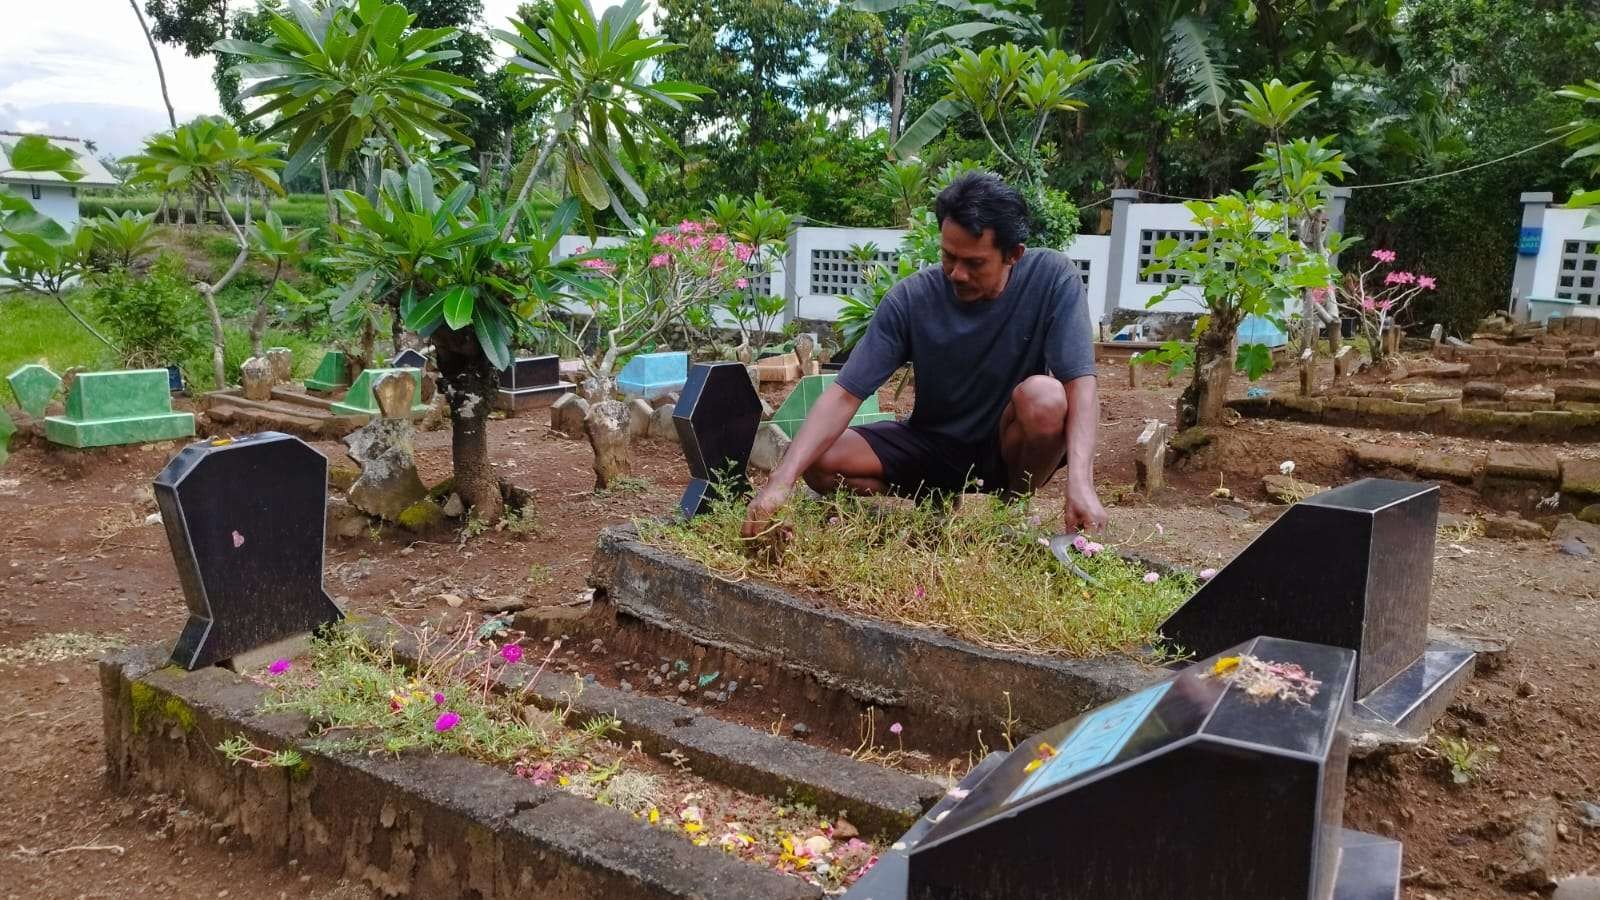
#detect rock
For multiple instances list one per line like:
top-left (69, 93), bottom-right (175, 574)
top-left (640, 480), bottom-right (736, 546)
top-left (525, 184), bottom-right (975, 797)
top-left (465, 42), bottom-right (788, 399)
top-left (587, 399), bottom-right (633, 488)
top-left (1559, 538), bottom-right (1593, 558)
top-left (1482, 514), bottom-right (1548, 541)
top-left (1429, 625), bottom-right (1510, 673)
top-left (1464, 381), bottom-right (1508, 400)
top-left (326, 496), bottom-right (370, 539)
top-left (1332, 345), bottom-right (1357, 384)
top-left (1134, 420), bottom-right (1169, 494)
top-left (550, 393), bottom-right (589, 438)
top-left (648, 404), bottom-right (678, 443)
top-left (677, 680), bottom-right (692, 693)
top-left (749, 423), bottom-right (791, 473)
top-left (265, 347), bottom-right (293, 383)
top-left (240, 357), bottom-right (273, 401)
top-left (1577, 801), bottom-right (1600, 829)
top-left (372, 371), bottom-right (416, 420)
top-left (1263, 474), bottom-right (1324, 504)
top-left (1553, 875), bottom-right (1600, 900)
top-left (1415, 451), bottom-right (1481, 483)
top-left (442, 493), bottom-right (465, 518)
top-left (438, 593), bottom-right (466, 608)
top-left (1552, 516), bottom-right (1600, 556)
top-left (1580, 505), bottom-right (1600, 526)
top-left (1218, 503), bottom-right (1250, 522)
top-left (1485, 447), bottom-right (1562, 482)
top-left (1561, 458), bottom-right (1600, 499)
top-left (791, 722), bottom-right (809, 736)
top-left (619, 680), bottom-right (633, 692)
top-left (627, 398), bottom-right (654, 439)
top-left (794, 332), bottom-right (816, 373)
top-left (343, 418), bottom-right (427, 522)
top-left (1503, 798), bottom-right (1559, 892)
top-left (396, 499), bottom-right (446, 532)
top-left (1353, 442), bottom-right (1418, 471)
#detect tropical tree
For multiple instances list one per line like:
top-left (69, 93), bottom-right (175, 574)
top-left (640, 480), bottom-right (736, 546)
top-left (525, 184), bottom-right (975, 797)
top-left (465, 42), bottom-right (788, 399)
top-left (0, 137), bottom-right (118, 350)
top-left (88, 210), bottom-right (160, 271)
top-left (495, 0), bottom-right (707, 235)
top-left (246, 211), bottom-right (316, 357)
top-left (1557, 42), bottom-right (1600, 222)
top-left (215, 0), bottom-right (484, 177)
top-left (125, 118), bottom-right (286, 389)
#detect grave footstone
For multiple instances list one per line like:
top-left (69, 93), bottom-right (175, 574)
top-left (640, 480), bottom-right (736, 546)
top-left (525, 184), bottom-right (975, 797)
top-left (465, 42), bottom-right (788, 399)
top-left (770, 374), bottom-right (893, 438)
top-left (618, 351), bottom-right (689, 401)
top-left (794, 332), bottom-right (817, 376)
top-left (1332, 345), bottom-right (1355, 385)
top-left (1159, 478), bottom-right (1475, 733)
top-left (550, 393), bottom-right (588, 437)
top-left (305, 350), bottom-right (351, 393)
top-left (749, 423), bottom-right (791, 472)
top-left (164, 365), bottom-right (185, 395)
top-left (7, 364), bottom-right (62, 418)
top-left (673, 362), bottom-right (763, 518)
top-left (330, 367), bottom-right (429, 419)
top-left (44, 370), bottom-right (196, 448)
top-left (849, 636), bottom-right (1400, 900)
top-left (156, 432), bottom-right (343, 669)
top-left (495, 354), bottom-right (575, 413)
top-left (266, 347), bottom-right (294, 383)
top-left (1300, 348), bottom-right (1316, 396)
top-left (344, 372), bottom-right (427, 521)
top-left (240, 357), bottom-right (274, 401)
top-left (1134, 420), bottom-right (1168, 493)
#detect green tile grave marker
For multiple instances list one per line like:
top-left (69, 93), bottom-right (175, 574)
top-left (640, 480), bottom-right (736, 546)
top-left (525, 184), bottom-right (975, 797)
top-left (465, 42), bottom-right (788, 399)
top-left (43, 369), bottom-right (196, 448)
top-left (770, 373), bottom-right (894, 438)
top-left (0, 406), bottom-right (14, 467)
top-left (329, 368), bottom-right (430, 418)
top-left (305, 350), bottom-right (350, 393)
top-left (7, 364), bottom-right (62, 418)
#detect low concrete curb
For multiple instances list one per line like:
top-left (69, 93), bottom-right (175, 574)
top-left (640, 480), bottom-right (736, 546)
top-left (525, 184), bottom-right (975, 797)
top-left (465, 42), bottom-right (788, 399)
top-left (101, 643), bottom-right (821, 900)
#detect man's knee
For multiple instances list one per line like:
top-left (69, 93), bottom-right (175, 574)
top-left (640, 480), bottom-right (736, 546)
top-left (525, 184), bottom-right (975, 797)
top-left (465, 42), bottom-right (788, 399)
top-left (1012, 375), bottom-right (1068, 437)
top-left (801, 462), bottom-right (840, 494)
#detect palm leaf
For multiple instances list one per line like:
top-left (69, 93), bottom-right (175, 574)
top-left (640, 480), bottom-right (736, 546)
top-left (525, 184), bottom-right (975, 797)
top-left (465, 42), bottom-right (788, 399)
top-left (1167, 16), bottom-right (1228, 135)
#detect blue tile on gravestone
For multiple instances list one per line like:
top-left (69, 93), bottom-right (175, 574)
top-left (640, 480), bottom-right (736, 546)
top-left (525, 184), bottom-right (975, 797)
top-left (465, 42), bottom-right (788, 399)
top-left (391, 349), bottom-right (428, 370)
top-left (165, 365), bottom-right (185, 394)
top-left (673, 362), bottom-right (763, 518)
top-left (847, 636), bottom-right (1402, 900)
top-left (1158, 478), bottom-right (1474, 732)
top-left (155, 432), bottom-right (342, 669)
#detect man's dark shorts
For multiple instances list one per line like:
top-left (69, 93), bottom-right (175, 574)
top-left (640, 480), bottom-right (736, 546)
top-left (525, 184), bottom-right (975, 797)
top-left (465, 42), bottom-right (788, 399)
top-left (851, 420), bottom-right (1065, 497)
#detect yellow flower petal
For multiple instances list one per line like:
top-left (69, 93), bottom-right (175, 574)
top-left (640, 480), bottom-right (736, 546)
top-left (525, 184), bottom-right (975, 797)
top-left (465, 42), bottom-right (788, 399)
top-left (1213, 656), bottom-right (1241, 675)
top-left (648, 807), bottom-right (660, 825)
top-left (557, 775), bottom-right (570, 787)
top-left (684, 822), bottom-right (703, 834)
top-left (1024, 758), bottom-right (1043, 773)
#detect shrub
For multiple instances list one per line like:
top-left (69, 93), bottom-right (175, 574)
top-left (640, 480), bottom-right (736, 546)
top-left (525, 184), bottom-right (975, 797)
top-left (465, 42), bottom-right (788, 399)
top-left (87, 255), bottom-right (206, 369)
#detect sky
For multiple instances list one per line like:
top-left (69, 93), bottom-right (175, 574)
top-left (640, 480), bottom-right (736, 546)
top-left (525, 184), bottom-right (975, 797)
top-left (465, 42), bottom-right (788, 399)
top-left (0, 0), bottom-right (538, 158)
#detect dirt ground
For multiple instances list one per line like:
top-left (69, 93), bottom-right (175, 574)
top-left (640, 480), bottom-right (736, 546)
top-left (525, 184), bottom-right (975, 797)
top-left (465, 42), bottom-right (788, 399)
top-left (0, 358), bottom-right (1596, 899)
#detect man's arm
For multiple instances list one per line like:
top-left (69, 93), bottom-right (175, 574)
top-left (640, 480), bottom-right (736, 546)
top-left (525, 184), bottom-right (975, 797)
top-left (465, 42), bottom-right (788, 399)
top-left (741, 384), bottom-right (863, 538)
top-left (1061, 374), bottom-right (1107, 531)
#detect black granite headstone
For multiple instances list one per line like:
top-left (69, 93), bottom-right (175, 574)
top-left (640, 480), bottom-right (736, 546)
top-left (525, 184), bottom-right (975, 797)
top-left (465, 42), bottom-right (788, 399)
top-left (1160, 479), bottom-right (1471, 714)
top-left (494, 355), bottom-right (572, 412)
top-left (164, 365), bottom-right (185, 394)
top-left (848, 636), bottom-right (1401, 900)
top-left (155, 432), bottom-right (343, 669)
top-left (392, 348), bottom-right (428, 370)
top-left (672, 361), bottom-right (763, 518)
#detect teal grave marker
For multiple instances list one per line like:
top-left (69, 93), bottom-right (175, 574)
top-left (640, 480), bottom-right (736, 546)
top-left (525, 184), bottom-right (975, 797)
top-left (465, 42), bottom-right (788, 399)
top-left (618, 351), bottom-right (689, 401)
top-left (44, 369), bottom-right (196, 448)
top-left (7, 364), bottom-right (62, 418)
top-left (770, 374), bottom-right (894, 438)
top-left (305, 350), bottom-right (350, 393)
top-left (0, 406), bottom-right (14, 467)
top-left (329, 367), bottom-right (429, 418)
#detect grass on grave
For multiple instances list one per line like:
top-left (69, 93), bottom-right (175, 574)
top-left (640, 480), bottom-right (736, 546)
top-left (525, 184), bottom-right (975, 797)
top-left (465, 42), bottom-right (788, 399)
top-left (242, 618), bottom-right (881, 891)
top-left (640, 491), bottom-right (1197, 659)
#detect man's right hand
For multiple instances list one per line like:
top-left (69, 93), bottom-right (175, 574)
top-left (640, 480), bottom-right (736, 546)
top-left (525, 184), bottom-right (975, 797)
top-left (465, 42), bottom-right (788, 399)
top-left (741, 482), bottom-right (792, 539)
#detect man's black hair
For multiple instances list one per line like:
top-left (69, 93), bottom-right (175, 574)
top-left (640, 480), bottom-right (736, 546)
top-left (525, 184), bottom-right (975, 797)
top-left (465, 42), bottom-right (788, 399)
top-left (934, 172), bottom-right (1031, 254)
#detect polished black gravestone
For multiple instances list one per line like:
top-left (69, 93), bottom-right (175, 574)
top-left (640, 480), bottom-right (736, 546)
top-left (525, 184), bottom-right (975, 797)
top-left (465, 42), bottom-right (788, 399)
top-left (391, 348), bottom-right (428, 370)
top-left (493, 354), bottom-right (574, 412)
top-left (1159, 478), bottom-right (1474, 733)
top-left (673, 361), bottom-right (762, 518)
top-left (848, 636), bottom-right (1401, 900)
top-left (155, 432), bottom-right (343, 669)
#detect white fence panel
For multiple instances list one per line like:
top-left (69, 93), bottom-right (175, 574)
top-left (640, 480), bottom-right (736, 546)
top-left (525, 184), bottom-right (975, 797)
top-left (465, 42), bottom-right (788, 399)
top-left (788, 226), bottom-right (908, 321)
top-left (1115, 202), bottom-right (1207, 314)
top-left (1061, 233), bottom-right (1109, 319)
top-left (1531, 206), bottom-right (1600, 310)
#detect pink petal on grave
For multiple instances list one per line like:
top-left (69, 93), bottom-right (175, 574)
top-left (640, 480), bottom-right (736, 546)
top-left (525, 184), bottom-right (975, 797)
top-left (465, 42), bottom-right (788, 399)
top-left (232, 530), bottom-right (245, 548)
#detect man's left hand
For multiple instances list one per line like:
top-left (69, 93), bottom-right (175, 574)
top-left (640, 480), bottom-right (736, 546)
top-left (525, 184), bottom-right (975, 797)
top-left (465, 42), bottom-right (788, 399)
top-left (1063, 481), bottom-right (1107, 532)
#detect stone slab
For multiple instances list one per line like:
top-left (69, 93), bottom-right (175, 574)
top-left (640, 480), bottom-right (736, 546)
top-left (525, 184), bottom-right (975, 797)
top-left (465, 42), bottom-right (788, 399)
top-left (1561, 458), bottom-right (1600, 498)
top-left (1415, 451), bottom-right (1481, 483)
top-left (1352, 443), bottom-right (1419, 471)
top-left (44, 412), bottom-right (196, 448)
top-left (618, 352), bottom-right (689, 401)
top-left (1485, 447), bottom-right (1561, 482)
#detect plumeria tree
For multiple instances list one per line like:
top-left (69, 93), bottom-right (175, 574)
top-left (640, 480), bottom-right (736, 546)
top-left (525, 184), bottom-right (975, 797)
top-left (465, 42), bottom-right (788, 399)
top-left (1557, 43), bottom-right (1600, 222)
top-left (125, 118), bottom-right (285, 389)
top-left (1336, 249), bottom-right (1438, 362)
top-left (246, 210), bottom-right (315, 358)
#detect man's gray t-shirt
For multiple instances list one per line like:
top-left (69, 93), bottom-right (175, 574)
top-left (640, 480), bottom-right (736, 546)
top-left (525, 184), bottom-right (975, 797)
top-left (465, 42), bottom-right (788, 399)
top-left (836, 249), bottom-right (1094, 445)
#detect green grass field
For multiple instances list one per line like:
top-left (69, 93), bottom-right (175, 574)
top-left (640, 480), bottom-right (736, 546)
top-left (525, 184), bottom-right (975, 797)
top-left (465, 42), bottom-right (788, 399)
top-left (0, 295), bottom-right (117, 378)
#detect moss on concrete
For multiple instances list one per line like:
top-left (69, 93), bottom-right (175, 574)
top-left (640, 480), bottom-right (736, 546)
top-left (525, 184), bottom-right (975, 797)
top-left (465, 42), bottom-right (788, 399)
top-left (397, 499), bottom-right (445, 532)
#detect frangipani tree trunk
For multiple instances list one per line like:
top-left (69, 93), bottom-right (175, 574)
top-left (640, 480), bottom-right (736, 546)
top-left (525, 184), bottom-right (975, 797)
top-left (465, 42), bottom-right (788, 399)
top-left (432, 325), bottom-right (505, 520)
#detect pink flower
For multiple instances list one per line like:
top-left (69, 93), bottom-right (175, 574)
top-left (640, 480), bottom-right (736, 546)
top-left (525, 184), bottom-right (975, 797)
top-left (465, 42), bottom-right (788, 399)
top-left (579, 258), bottom-right (614, 273)
top-left (501, 643), bottom-right (523, 665)
top-left (1417, 275), bottom-right (1437, 291)
top-left (574, 245), bottom-right (588, 254)
top-left (653, 232), bottom-right (678, 248)
top-left (677, 219), bottom-right (702, 234)
top-left (1392, 271), bottom-right (1416, 284)
top-left (433, 692), bottom-right (446, 705)
top-left (1199, 568), bottom-right (1218, 580)
top-left (434, 711), bottom-right (460, 733)
top-left (1072, 534), bottom-right (1089, 552)
top-left (1371, 249), bottom-right (1396, 263)
top-left (734, 278), bottom-right (749, 289)
top-left (268, 659), bottom-right (291, 675)
top-left (1360, 297), bottom-right (1376, 312)
top-left (708, 234), bottom-right (729, 252)
top-left (889, 722), bottom-right (903, 735)
top-left (1377, 299), bottom-right (1393, 311)
top-left (1083, 541), bottom-right (1104, 557)
top-left (1143, 572), bottom-right (1160, 584)
top-left (685, 235), bottom-right (704, 250)
top-left (1309, 286), bottom-right (1331, 301)
top-left (912, 585), bottom-right (926, 600)
top-left (734, 243), bottom-right (754, 262)
top-left (1383, 272), bottom-right (1402, 286)
top-left (650, 253), bottom-right (670, 268)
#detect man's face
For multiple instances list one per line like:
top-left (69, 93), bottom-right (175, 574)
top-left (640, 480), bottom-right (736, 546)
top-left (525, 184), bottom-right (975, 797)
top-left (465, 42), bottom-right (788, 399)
top-left (940, 219), bottom-right (1023, 302)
